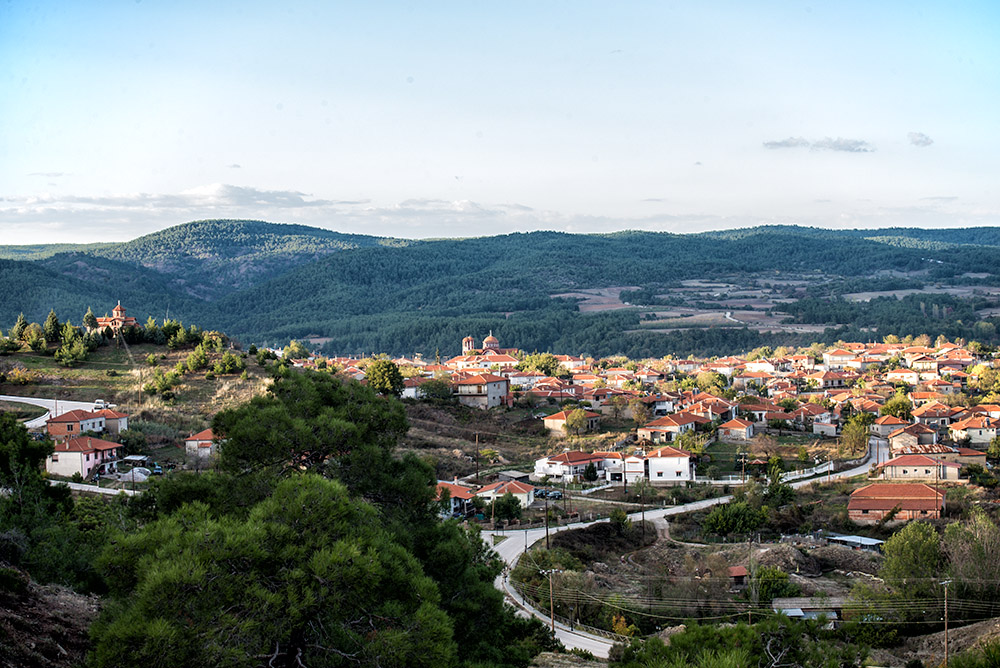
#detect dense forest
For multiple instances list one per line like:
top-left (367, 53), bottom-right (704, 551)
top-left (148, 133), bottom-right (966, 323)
top-left (3, 220), bottom-right (1000, 357)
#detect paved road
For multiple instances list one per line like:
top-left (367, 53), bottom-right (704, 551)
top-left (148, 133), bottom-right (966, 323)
top-left (483, 439), bottom-right (884, 656)
top-left (0, 394), bottom-right (97, 429)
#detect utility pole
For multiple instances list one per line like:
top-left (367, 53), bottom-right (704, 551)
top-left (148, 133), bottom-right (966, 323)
top-left (545, 494), bottom-right (550, 549)
top-left (943, 579), bottom-right (952, 667)
top-left (475, 433), bottom-right (480, 480)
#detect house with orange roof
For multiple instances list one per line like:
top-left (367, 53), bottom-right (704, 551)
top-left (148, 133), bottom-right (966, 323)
top-left (645, 446), bottom-right (694, 484)
top-left (875, 455), bottom-right (961, 482)
top-left (637, 412), bottom-right (701, 443)
top-left (971, 404), bottom-right (1000, 420)
top-left (552, 354), bottom-right (586, 370)
top-left (885, 368), bottom-right (920, 386)
top-left (453, 373), bottom-right (510, 409)
top-left (718, 417), bottom-right (754, 442)
top-left (822, 349), bottom-right (857, 369)
top-left (436, 480), bottom-right (476, 516)
top-left (871, 415), bottom-right (908, 438)
top-left (911, 401), bottom-right (958, 427)
top-left (475, 480), bottom-right (536, 508)
top-left (541, 410), bottom-right (601, 437)
top-left (94, 408), bottom-right (129, 435)
top-left (185, 428), bottom-right (217, 458)
top-left (887, 423), bottom-right (939, 453)
top-left (46, 409), bottom-right (106, 442)
top-left (46, 436), bottom-right (121, 479)
top-left (533, 450), bottom-right (606, 481)
top-left (949, 415), bottom-right (1000, 445)
top-left (848, 483), bottom-right (944, 524)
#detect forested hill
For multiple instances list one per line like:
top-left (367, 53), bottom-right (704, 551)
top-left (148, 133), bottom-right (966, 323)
top-left (85, 219), bottom-right (414, 300)
top-left (3, 220), bottom-right (1000, 357)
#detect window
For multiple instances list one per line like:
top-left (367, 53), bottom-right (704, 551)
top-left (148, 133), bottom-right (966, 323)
top-left (862, 509), bottom-right (869, 514)
top-left (676, 471), bottom-right (682, 477)
top-left (657, 471), bottom-right (663, 477)
top-left (925, 469), bottom-right (930, 474)
top-left (67, 424), bottom-right (73, 431)
top-left (51, 454), bottom-right (58, 462)
top-left (903, 469), bottom-right (908, 474)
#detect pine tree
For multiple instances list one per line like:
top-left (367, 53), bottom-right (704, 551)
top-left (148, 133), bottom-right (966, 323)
top-left (43, 309), bottom-right (61, 343)
top-left (83, 307), bottom-right (99, 331)
top-left (10, 313), bottom-right (27, 341)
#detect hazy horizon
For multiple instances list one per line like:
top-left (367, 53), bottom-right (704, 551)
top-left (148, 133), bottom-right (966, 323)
top-left (3, 2), bottom-right (997, 244)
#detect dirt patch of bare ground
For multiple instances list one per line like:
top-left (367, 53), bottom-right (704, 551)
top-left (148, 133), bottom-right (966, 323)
top-left (530, 651), bottom-right (607, 667)
top-left (0, 566), bottom-right (97, 668)
top-left (869, 617), bottom-right (1000, 667)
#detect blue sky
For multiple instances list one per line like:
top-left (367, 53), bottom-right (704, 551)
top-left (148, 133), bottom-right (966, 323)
top-left (1, 1), bottom-right (998, 243)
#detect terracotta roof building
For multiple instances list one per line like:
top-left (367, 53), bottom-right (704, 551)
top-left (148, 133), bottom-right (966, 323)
top-left (848, 483), bottom-right (944, 524)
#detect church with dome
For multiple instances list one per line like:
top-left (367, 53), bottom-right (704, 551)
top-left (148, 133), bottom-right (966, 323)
top-left (461, 332), bottom-right (518, 356)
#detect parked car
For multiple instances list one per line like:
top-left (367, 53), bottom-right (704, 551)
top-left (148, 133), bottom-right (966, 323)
top-left (152, 464), bottom-right (163, 475)
top-left (548, 490), bottom-right (563, 500)
top-left (535, 489), bottom-right (549, 498)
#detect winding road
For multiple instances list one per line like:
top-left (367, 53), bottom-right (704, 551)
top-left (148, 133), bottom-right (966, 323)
top-left (482, 438), bottom-right (887, 657)
top-left (0, 394), bottom-right (97, 429)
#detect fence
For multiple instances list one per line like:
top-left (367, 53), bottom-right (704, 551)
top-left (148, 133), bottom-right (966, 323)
top-left (694, 460), bottom-right (834, 486)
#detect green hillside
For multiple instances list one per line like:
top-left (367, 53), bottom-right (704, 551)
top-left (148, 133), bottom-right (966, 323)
top-left (86, 219), bottom-right (414, 299)
top-left (3, 221), bottom-right (1000, 356)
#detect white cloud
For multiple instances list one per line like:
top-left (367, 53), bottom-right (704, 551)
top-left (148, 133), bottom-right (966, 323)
top-left (763, 136), bottom-right (875, 152)
top-left (908, 132), bottom-right (934, 147)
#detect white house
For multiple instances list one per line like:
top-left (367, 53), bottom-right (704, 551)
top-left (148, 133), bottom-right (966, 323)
top-left (185, 428), bottom-right (217, 458)
top-left (475, 480), bottom-right (536, 508)
top-left (948, 415), bottom-right (1000, 445)
top-left (436, 480), bottom-right (476, 516)
top-left (645, 446), bottom-right (693, 484)
top-left (46, 436), bottom-right (121, 479)
top-left (95, 408), bottom-right (129, 435)
top-left (637, 412), bottom-right (699, 443)
top-left (533, 450), bottom-right (605, 481)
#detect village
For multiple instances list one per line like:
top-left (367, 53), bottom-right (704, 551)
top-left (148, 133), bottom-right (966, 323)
top-left (16, 313), bottom-right (997, 526)
top-left (5, 305), bottom-right (1000, 663)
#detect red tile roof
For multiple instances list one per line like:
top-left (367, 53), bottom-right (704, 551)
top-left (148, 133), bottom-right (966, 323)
top-left (47, 409), bottom-right (100, 423)
top-left (848, 483), bottom-right (944, 512)
top-left (187, 428), bottom-right (215, 442)
top-left (55, 437), bottom-right (119, 453)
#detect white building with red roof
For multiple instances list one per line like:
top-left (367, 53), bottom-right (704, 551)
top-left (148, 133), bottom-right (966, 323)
top-left (475, 480), bottom-right (536, 508)
top-left (948, 415), bottom-right (1000, 445)
top-left (436, 480), bottom-right (476, 516)
top-left (185, 428), bottom-right (217, 458)
top-left (645, 446), bottom-right (694, 484)
top-left (533, 450), bottom-right (606, 481)
top-left (46, 436), bottom-right (121, 479)
top-left (94, 408), bottom-right (129, 434)
top-left (876, 454), bottom-right (961, 482)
